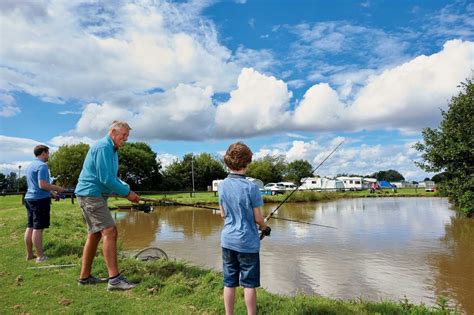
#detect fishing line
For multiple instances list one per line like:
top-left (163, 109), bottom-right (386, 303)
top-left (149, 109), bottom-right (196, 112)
top-left (271, 217), bottom-right (337, 229)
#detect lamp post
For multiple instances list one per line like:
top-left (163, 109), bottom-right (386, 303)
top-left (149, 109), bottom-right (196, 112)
top-left (17, 165), bottom-right (22, 192)
top-left (191, 154), bottom-right (195, 193)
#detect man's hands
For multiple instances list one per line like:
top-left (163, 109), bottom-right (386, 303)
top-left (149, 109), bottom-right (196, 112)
top-left (127, 191), bottom-right (140, 203)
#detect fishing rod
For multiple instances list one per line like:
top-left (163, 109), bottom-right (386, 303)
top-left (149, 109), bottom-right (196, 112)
top-left (140, 197), bottom-right (220, 211)
top-left (260, 141), bottom-right (344, 240)
top-left (140, 198), bottom-right (335, 228)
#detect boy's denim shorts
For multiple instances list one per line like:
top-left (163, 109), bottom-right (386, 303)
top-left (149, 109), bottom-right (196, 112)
top-left (222, 247), bottom-right (260, 288)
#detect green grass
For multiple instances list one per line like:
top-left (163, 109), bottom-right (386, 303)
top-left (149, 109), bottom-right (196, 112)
top-left (0, 195), bottom-right (456, 314)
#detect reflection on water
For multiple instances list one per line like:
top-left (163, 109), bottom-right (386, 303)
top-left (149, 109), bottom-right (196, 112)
top-left (115, 197), bottom-right (474, 313)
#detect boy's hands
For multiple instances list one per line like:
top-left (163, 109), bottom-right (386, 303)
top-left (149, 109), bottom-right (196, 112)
top-left (262, 226), bottom-right (271, 237)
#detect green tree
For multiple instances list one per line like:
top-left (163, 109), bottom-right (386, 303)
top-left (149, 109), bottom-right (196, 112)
top-left (162, 153), bottom-right (226, 191)
top-left (49, 143), bottom-right (90, 188)
top-left (6, 172), bottom-right (17, 191)
top-left (118, 142), bottom-right (162, 191)
top-left (193, 153), bottom-right (227, 191)
top-left (246, 155), bottom-right (286, 184)
top-left (431, 172), bottom-right (448, 183)
top-left (18, 176), bottom-right (27, 192)
top-left (284, 160), bottom-right (313, 184)
top-left (162, 158), bottom-right (188, 191)
top-left (0, 173), bottom-right (7, 191)
top-left (415, 78), bottom-right (474, 216)
top-left (371, 170), bottom-right (405, 181)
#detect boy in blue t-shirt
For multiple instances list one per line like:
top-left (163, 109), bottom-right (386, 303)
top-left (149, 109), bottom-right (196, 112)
top-left (219, 142), bottom-right (271, 315)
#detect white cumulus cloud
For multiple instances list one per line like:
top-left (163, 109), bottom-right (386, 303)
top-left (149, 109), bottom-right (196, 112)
top-left (215, 68), bottom-right (292, 137)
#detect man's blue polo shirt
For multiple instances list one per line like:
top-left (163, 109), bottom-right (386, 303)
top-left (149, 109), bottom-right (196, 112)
top-left (219, 173), bottom-right (264, 253)
top-left (75, 135), bottom-right (130, 197)
top-left (25, 159), bottom-right (51, 200)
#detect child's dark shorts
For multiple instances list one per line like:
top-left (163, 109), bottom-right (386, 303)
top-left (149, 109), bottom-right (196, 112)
top-left (25, 197), bottom-right (51, 229)
top-left (222, 247), bottom-right (260, 288)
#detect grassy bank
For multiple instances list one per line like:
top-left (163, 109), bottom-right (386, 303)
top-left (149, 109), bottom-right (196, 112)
top-left (0, 195), bottom-right (455, 314)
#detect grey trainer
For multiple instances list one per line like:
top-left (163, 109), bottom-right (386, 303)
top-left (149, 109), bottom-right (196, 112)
top-left (78, 275), bottom-right (108, 286)
top-left (107, 275), bottom-right (136, 291)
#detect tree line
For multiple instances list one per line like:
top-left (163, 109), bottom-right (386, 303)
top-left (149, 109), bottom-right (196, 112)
top-left (44, 145), bottom-right (316, 191)
top-left (1, 142), bottom-right (419, 194)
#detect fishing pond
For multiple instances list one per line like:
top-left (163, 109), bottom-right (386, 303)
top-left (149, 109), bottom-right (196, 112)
top-left (115, 197), bottom-right (474, 314)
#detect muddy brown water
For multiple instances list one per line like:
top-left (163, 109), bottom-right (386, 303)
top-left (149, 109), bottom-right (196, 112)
top-left (114, 197), bottom-right (474, 313)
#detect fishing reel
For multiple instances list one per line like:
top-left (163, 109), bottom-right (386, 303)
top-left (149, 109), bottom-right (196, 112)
top-left (131, 202), bottom-right (154, 213)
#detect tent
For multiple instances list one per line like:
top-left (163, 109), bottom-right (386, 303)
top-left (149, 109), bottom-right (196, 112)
top-left (378, 180), bottom-right (396, 189)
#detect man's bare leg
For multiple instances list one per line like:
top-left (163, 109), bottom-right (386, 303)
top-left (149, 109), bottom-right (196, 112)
top-left (80, 232), bottom-right (101, 279)
top-left (101, 225), bottom-right (119, 277)
top-left (32, 229), bottom-right (44, 258)
top-left (24, 227), bottom-right (35, 260)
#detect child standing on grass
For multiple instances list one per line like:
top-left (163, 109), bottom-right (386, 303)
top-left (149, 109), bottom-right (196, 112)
top-left (219, 142), bottom-right (271, 315)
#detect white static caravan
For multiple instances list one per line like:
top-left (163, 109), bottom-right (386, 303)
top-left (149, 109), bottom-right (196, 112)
top-left (391, 180), bottom-right (416, 188)
top-left (300, 177), bottom-right (344, 191)
top-left (336, 176), bottom-right (363, 190)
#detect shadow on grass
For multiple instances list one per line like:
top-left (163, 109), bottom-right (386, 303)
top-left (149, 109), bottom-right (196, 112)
top-left (44, 240), bottom-right (84, 258)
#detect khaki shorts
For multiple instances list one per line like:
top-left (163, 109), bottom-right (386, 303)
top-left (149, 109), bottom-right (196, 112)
top-left (77, 196), bottom-right (115, 234)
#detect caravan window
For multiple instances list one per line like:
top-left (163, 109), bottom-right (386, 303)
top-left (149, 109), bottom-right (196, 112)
top-left (312, 181), bottom-right (317, 184)
top-left (355, 180), bottom-right (361, 184)
top-left (349, 180), bottom-right (353, 184)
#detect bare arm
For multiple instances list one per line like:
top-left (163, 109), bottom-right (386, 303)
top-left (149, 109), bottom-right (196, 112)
top-left (39, 180), bottom-right (65, 192)
top-left (253, 207), bottom-right (267, 230)
top-left (220, 205), bottom-right (225, 218)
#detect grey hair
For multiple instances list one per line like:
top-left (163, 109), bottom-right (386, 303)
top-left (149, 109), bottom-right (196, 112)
top-left (109, 120), bottom-right (132, 132)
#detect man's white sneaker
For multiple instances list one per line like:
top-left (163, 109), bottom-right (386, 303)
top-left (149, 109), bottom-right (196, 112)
top-left (36, 256), bottom-right (48, 263)
top-left (107, 275), bottom-right (136, 291)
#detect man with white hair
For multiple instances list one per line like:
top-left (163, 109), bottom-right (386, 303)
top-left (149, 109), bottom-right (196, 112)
top-left (75, 120), bottom-right (140, 291)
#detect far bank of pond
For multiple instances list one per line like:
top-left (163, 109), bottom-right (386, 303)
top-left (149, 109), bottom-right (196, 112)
top-left (108, 188), bottom-right (439, 208)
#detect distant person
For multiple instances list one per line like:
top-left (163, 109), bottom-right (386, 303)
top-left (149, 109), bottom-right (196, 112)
top-left (219, 142), bottom-right (271, 315)
top-left (24, 145), bottom-right (65, 263)
top-left (370, 182), bottom-right (377, 193)
top-left (75, 121), bottom-right (140, 290)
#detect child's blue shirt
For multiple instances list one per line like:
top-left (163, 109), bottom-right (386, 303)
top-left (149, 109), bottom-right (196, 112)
top-left (219, 173), bottom-right (264, 253)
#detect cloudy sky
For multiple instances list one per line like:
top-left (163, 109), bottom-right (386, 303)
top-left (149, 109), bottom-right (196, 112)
top-left (1, 0), bottom-right (473, 180)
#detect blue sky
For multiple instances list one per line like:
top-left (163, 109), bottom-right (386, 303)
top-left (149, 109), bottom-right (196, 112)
top-left (0, 0), bottom-right (473, 180)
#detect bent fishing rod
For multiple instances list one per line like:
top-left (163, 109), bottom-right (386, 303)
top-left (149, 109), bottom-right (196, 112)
top-left (143, 198), bottom-right (336, 228)
top-left (125, 196), bottom-right (336, 229)
top-left (260, 140), bottom-right (344, 240)
top-left (140, 197), bottom-right (220, 211)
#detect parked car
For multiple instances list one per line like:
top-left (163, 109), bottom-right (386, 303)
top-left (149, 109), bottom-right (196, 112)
top-left (278, 182), bottom-right (297, 190)
top-left (424, 181), bottom-right (436, 192)
top-left (264, 183), bottom-right (286, 195)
